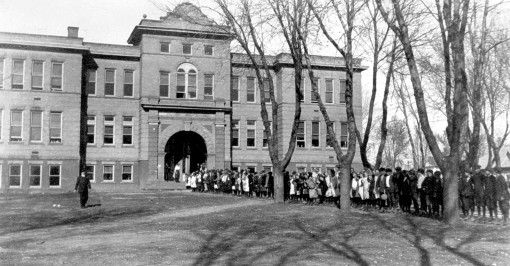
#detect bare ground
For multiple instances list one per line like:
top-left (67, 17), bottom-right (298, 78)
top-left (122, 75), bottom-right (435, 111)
top-left (0, 190), bottom-right (509, 266)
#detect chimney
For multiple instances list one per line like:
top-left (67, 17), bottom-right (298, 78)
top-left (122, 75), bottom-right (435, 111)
top-left (67, 26), bottom-right (79, 38)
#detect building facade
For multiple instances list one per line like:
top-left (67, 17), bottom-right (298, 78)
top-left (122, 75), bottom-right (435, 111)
top-left (0, 3), bottom-right (364, 193)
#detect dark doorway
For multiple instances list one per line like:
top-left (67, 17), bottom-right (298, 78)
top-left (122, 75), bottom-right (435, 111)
top-left (164, 131), bottom-right (207, 181)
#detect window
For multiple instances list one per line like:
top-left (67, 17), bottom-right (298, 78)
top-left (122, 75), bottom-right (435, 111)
top-left (29, 165), bottom-right (41, 187)
top-left (231, 76), bottom-right (239, 102)
top-left (247, 166), bottom-right (256, 173)
top-left (247, 120), bottom-right (256, 147)
top-left (51, 62), bottom-right (63, 91)
top-left (123, 116), bottom-right (133, 145)
top-left (247, 77), bottom-right (255, 103)
top-left (105, 69), bottom-right (115, 96)
top-left (0, 59), bottom-right (4, 89)
top-left (311, 78), bottom-right (319, 103)
top-left (340, 79), bottom-right (346, 103)
top-left (204, 74), bottom-right (214, 100)
top-left (49, 165), bottom-right (61, 187)
top-left (9, 164), bottom-right (21, 187)
top-left (123, 70), bottom-right (134, 97)
top-left (263, 166), bottom-right (272, 172)
top-left (0, 109), bottom-right (2, 141)
top-left (87, 115), bottom-right (96, 144)
top-left (85, 165), bottom-right (95, 182)
top-left (122, 165), bottom-right (132, 181)
top-left (263, 78), bottom-right (270, 103)
top-left (86, 70), bottom-right (96, 95)
top-left (103, 165), bottom-right (114, 181)
top-left (50, 112), bottom-right (62, 143)
top-left (325, 79), bottom-right (333, 104)
top-left (299, 79), bottom-right (305, 102)
top-left (204, 45), bottom-right (214, 56)
top-left (160, 42), bottom-right (170, 53)
top-left (183, 43), bottom-right (192, 55)
top-left (326, 123), bottom-right (336, 148)
top-left (30, 111), bottom-right (42, 142)
top-left (176, 63), bottom-right (197, 99)
top-left (312, 121), bottom-right (320, 147)
top-left (10, 110), bottom-right (23, 142)
top-left (159, 72), bottom-right (169, 97)
top-left (262, 122), bottom-right (272, 148)
top-left (297, 166), bottom-right (306, 173)
top-left (296, 121), bottom-right (305, 147)
top-left (12, 60), bottom-right (24, 89)
top-left (104, 115), bottom-right (114, 145)
top-left (231, 120), bottom-right (239, 147)
top-left (340, 122), bottom-right (348, 148)
top-left (31, 61), bottom-right (43, 90)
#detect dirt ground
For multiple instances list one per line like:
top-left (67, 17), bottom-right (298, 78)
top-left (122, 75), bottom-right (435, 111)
top-left (0, 190), bottom-right (509, 266)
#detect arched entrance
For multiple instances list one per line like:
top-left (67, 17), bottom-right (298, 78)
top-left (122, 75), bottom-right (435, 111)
top-left (164, 131), bottom-right (207, 181)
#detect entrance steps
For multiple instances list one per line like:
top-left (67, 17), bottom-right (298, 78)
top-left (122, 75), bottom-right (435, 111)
top-left (143, 180), bottom-right (187, 191)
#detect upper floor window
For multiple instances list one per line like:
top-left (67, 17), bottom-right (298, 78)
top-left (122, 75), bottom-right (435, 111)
top-left (340, 122), bottom-right (348, 148)
top-left (231, 120), bottom-right (239, 147)
top-left (86, 70), bottom-right (96, 95)
top-left (299, 79), bottom-right (305, 102)
top-left (104, 115), bottom-right (115, 145)
top-left (51, 62), bottom-right (63, 91)
top-left (12, 60), bottom-right (24, 90)
top-left (296, 121), bottom-right (305, 148)
top-left (204, 45), bottom-right (214, 56)
top-left (10, 110), bottom-right (23, 142)
top-left (30, 111), bottom-right (43, 142)
top-left (0, 109), bottom-right (2, 141)
top-left (160, 42), bottom-right (170, 53)
top-left (176, 63), bottom-right (197, 99)
top-left (105, 69), bottom-right (115, 96)
top-left (31, 61), bottom-right (43, 90)
top-left (312, 121), bottom-right (320, 147)
top-left (231, 76), bottom-right (239, 102)
top-left (326, 123), bottom-right (336, 148)
top-left (204, 74), bottom-right (214, 100)
top-left (340, 79), bottom-right (346, 103)
top-left (123, 116), bottom-right (133, 145)
top-left (0, 59), bottom-right (4, 89)
top-left (325, 79), bottom-right (334, 104)
top-left (311, 78), bottom-right (319, 103)
top-left (183, 44), bottom-right (192, 55)
top-left (87, 115), bottom-right (96, 145)
top-left (50, 112), bottom-right (62, 143)
top-left (247, 77), bottom-right (255, 103)
top-left (263, 78), bottom-right (271, 103)
top-left (123, 70), bottom-right (134, 97)
top-left (246, 120), bottom-right (256, 147)
top-left (159, 72), bottom-right (169, 98)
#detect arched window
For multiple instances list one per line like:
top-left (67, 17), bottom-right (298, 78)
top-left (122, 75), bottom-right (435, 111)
top-left (176, 63), bottom-right (197, 99)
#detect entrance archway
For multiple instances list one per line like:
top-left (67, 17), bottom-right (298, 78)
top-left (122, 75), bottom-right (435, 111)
top-left (164, 131), bottom-right (207, 181)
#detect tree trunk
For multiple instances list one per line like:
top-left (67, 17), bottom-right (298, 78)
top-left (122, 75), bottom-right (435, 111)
top-left (338, 165), bottom-right (351, 212)
top-left (442, 159), bottom-right (460, 224)
top-left (273, 165), bottom-right (285, 203)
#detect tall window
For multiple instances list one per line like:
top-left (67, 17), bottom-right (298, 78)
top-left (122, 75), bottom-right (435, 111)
top-left (296, 121), bottom-right (305, 147)
top-left (51, 62), bottom-right (63, 91)
top-left (262, 121), bottom-right (272, 148)
top-left (123, 70), bottom-right (134, 97)
top-left (183, 43), bottom-right (192, 55)
top-left (29, 165), bottom-right (41, 187)
top-left (176, 63), bottom-right (197, 99)
top-left (103, 165), bottom-right (114, 181)
top-left (340, 79), bottom-right (346, 103)
top-left (231, 120), bottom-right (239, 147)
top-left (10, 110), bottom-right (23, 142)
top-left (87, 115), bottom-right (96, 144)
top-left (340, 122), bottom-right (348, 148)
top-left (49, 165), bottom-right (61, 187)
top-left (311, 78), bottom-right (319, 103)
top-left (159, 72), bottom-right (169, 97)
top-left (247, 120), bottom-right (256, 147)
top-left (50, 112), bottom-right (62, 143)
top-left (123, 116), bottom-right (133, 145)
top-left (31, 61), bottom-right (43, 90)
top-left (263, 78), bottom-right (270, 103)
top-left (247, 77), bottom-right (255, 103)
top-left (12, 60), bottom-right (24, 89)
top-left (0, 59), bottom-right (4, 89)
top-left (86, 70), bottom-right (96, 95)
top-left (231, 76), bottom-right (239, 102)
top-left (204, 45), bottom-right (214, 56)
top-left (9, 164), bottom-right (21, 187)
top-left (85, 165), bottom-right (95, 182)
top-left (204, 74), bottom-right (214, 100)
top-left (105, 69), bottom-right (115, 96)
top-left (325, 79), bottom-right (333, 104)
top-left (122, 165), bottom-right (132, 181)
top-left (104, 115), bottom-right (114, 145)
top-left (30, 111), bottom-right (42, 142)
top-left (312, 121), bottom-right (320, 147)
top-left (299, 79), bottom-right (305, 102)
top-left (160, 42), bottom-right (170, 53)
top-left (326, 123), bottom-right (336, 148)
top-left (0, 109), bottom-right (2, 141)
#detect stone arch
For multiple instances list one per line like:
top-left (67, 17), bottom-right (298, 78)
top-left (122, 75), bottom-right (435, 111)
top-left (158, 122), bottom-right (215, 156)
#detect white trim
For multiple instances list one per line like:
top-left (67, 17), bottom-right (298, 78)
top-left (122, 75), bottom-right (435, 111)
top-left (30, 110), bottom-right (43, 143)
top-left (122, 116), bottom-right (134, 145)
top-left (103, 164), bottom-right (114, 182)
top-left (9, 164), bottom-right (22, 188)
top-left (50, 61), bottom-right (64, 92)
top-left (48, 164), bottom-right (61, 188)
top-left (246, 120), bottom-right (256, 148)
top-left (31, 60), bottom-right (44, 90)
top-left (49, 111), bottom-right (62, 143)
top-left (103, 115), bottom-right (115, 145)
top-left (123, 69), bottom-right (134, 97)
top-left (11, 59), bottom-right (25, 90)
top-left (176, 63), bottom-right (197, 99)
top-left (104, 68), bottom-right (116, 96)
top-left (10, 110), bottom-right (23, 142)
top-left (29, 164), bottom-right (42, 188)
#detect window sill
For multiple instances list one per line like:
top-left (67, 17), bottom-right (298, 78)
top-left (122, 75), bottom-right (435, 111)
top-left (29, 186), bottom-right (42, 189)
top-left (49, 186), bottom-right (61, 189)
top-left (9, 186), bottom-right (22, 189)
top-left (29, 142), bottom-right (44, 145)
top-left (102, 144), bottom-right (115, 147)
top-left (122, 144), bottom-right (135, 147)
top-left (87, 144), bottom-right (96, 147)
top-left (49, 142), bottom-right (63, 145)
top-left (121, 181), bottom-right (134, 183)
top-left (102, 180), bottom-right (114, 183)
top-left (9, 141), bottom-right (24, 144)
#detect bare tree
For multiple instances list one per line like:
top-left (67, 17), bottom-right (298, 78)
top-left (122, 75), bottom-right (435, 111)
top-left (381, 117), bottom-right (410, 168)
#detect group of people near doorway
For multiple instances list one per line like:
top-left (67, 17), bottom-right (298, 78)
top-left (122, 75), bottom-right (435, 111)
top-left (181, 164), bottom-right (510, 225)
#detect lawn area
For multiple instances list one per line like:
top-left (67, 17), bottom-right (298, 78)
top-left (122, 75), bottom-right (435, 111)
top-left (1, 190), bottom-right (509, 265)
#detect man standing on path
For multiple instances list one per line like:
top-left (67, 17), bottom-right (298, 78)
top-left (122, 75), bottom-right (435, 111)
top-left (74, 171), bottom-right (91, 209)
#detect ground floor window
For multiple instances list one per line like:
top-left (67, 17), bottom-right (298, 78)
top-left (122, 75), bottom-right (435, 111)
top-left (9, 164), bottom-right (21, 187)
top-left (297, 167), bottom-right (306, 173)
top-left (29, 165), bottom-right (41, 187)
top-left (263, 166), bottom-right (272, 173)
top-left (122, 165), bottom-right (132, 181)
top-left (85, 165), bottom-right (95, 182)
top-left (49, 165), bottom-right (61, 187)
top-left (103, 165), bottom-right (114, 181)
top-left (247, 166), bottom-right (256, 173)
